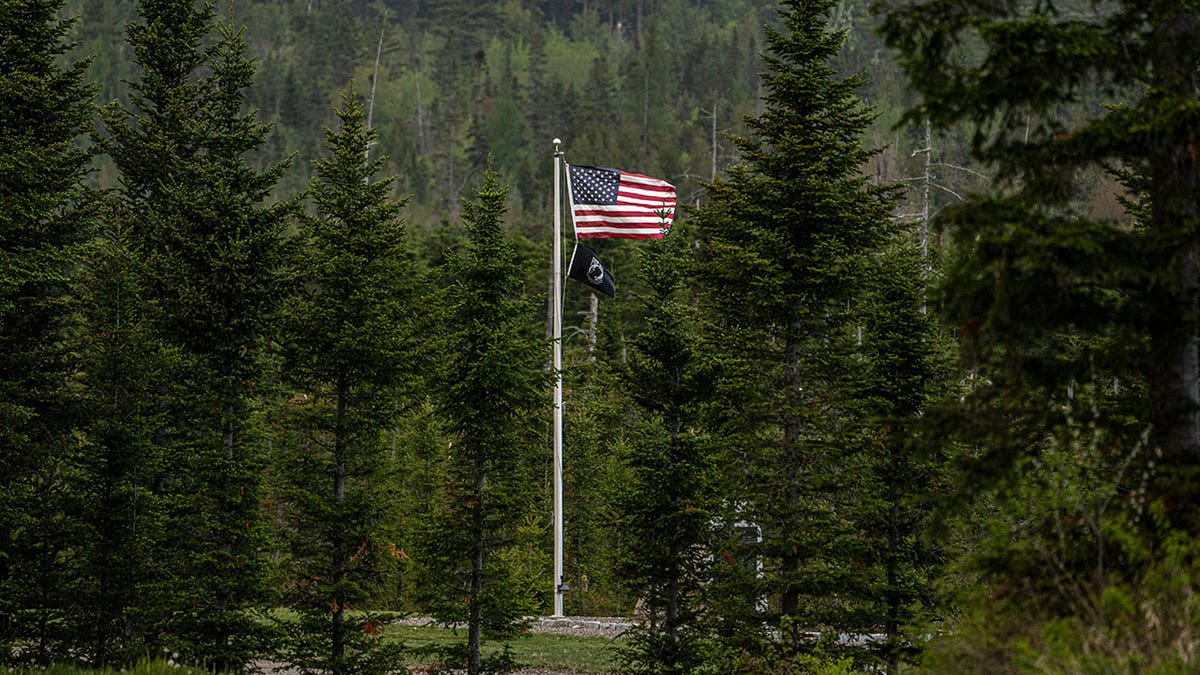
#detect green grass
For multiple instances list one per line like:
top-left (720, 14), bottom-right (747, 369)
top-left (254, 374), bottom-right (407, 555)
top-left (30, 662), bottom-right (205, 675)
top-left (8, 618), bottom-right (620, 674)
top-left (388, 623), bottom-right (619, 673)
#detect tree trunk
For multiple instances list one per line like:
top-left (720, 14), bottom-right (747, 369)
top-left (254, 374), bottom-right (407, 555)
top-left (332, 378), bottom-right (348, 673)
top-left (641, 57), bottom-right (650, 166)
top-left (667, 568), bottom-right (680, 640)
top-left (468, 452), bottom-right (485, 675)
top-left (885, 466), bottom-right (900, 675)
top-left (780, 325), bottom-right (803, 624)
top-left (586, 292), bottom-right (598, 360)
top-left (1148, 9), bottom-right (1200, 472)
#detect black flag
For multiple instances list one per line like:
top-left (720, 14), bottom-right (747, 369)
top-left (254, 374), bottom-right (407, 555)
top-left (567, 243), bottom-right (616, 298)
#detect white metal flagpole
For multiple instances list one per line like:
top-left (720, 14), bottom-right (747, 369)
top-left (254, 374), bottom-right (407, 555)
top-left (552, 138), bottom-right (565, 617)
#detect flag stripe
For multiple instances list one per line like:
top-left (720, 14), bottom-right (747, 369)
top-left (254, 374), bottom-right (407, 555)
top-left (621, 186), bottom-right (675, 197)
top-left (620, 178), bottom-right (674, 192)
top-left (573, 227), bottom-right (673, 238)
top-left (573, 224), bottom-right (662, 233)
top-left (617, 192), bottom-right (676, 206)
top-left (619, 171), bottom-right (671, 185)
top-left (573, 210), bottom-right (675, 221)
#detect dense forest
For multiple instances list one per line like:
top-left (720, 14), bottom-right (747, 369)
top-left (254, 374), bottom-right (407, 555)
top-left (4, 0), bottom-right (1200, 673)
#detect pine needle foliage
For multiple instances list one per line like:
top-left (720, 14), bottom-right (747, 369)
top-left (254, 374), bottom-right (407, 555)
top-left (879, 0), bottom-right (1200, 668)
top-left (615, 225), bottom-right (718, 675)
top-left (274, 92), bottom-right (421, 675)
top-left (417, 168), bottom-right (549, 675)
top-left (0, 0), bottom-right (96, 663)
top-left (878, 0), bottom-right (1200, 501)
top-left (73, 206), bottom-right (183, 667)
top-left (100, 1), bottom-right (296, 667)
top-left (691, 0), bottom-right (902, 666)
top-left (851, 242), bottom-right (956, 673)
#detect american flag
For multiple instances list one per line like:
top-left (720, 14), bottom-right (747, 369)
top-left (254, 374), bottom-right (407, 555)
top-left (567, 164), bottom-right (676, 239)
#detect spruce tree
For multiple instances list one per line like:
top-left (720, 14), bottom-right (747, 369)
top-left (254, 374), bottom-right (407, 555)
top-left (853, 242), bottom-right (954, 673)
top-left (557, 353), bottom-right (630, 617)
top-left (101, 2), bottom-right (294, 666)
top-left (73, 205), bottom-right (178, 666)
top-left (0, 0), bottom-right (95, 663)
top-left (879, 0), bottom-right (1200, 664)
top-left (615, 226), bottom-right (716, 675)
top-left (878, 0), bottom-right (1200, 505)
top-left (417, 169), bottom-right (548, 675)
top-left (690, 0), bottom-right (899, 665)
top-left (276, 93), bottom-right (420, 675)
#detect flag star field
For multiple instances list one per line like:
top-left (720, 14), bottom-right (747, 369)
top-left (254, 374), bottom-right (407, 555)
top-left (569, 166), bottom-right (622, 205)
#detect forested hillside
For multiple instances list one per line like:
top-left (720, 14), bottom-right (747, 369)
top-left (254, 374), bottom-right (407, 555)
top-left (5, 0), bottom-right (1200, 672)
top-left (66, 0), bottom-right (967, 340)
top-left (70, 0), bottom-right (939, 214)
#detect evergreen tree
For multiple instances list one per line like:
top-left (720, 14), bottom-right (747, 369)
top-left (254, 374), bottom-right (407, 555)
top-left (878, 0), bottom-right (1200, 504)
top-left (276, 92), bottom-right (420, 675)
top-left (853, 242), bottom-right (953, 673)
top-left (879, 0), bottom-right (1200, 666)
top-left (286, 5), bottom-right (363, 152)
top-left (73, 205), bottom-right (179, 666)
top-left (557, 363), bottom-right (630, 617)
top-left (615, 226), bottom-right (716, 675)
top-left (691, 0), bottom-right (899, 665)
top-left (417, 169), bottom-right (548, 675)
top-left (0, 0), bottom-right (95, 663)
top-left (101, 2), bottom-right (294, 666)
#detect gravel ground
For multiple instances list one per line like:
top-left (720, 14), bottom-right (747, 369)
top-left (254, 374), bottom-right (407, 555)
top-left (391, 615), bottom-right (632, 638)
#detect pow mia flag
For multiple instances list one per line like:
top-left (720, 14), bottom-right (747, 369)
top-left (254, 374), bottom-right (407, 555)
top-left (567, 243), bottom-right (616, 298)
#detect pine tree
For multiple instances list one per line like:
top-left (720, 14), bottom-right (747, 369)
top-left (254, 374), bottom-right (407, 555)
top-left (690, 0), bottom-right (899, 665)
top-left (615, 226), bottom-right (716, 675)
top-left (853, 242), bottom-right (954, 673)
top-left (878, 0), bottom-right (1200, 665)
top-left (557, 364), bottom-right (630, 617)
top-left (73, 205), bottom-right (178, 666)
top-left (878, 0), bottom-right (1200, 506)
top-left (0, 0), bottom-right (95, 663)
top-left (276, 92), bottom-right (420, 675)
top-left (101, 2), bottom-right (295, 666)
top-left (417, 169), bottom-right (548, 675)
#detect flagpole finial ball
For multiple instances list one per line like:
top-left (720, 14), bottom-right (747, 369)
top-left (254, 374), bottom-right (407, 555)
top-left (553, 138), bottom-right (561, 146)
